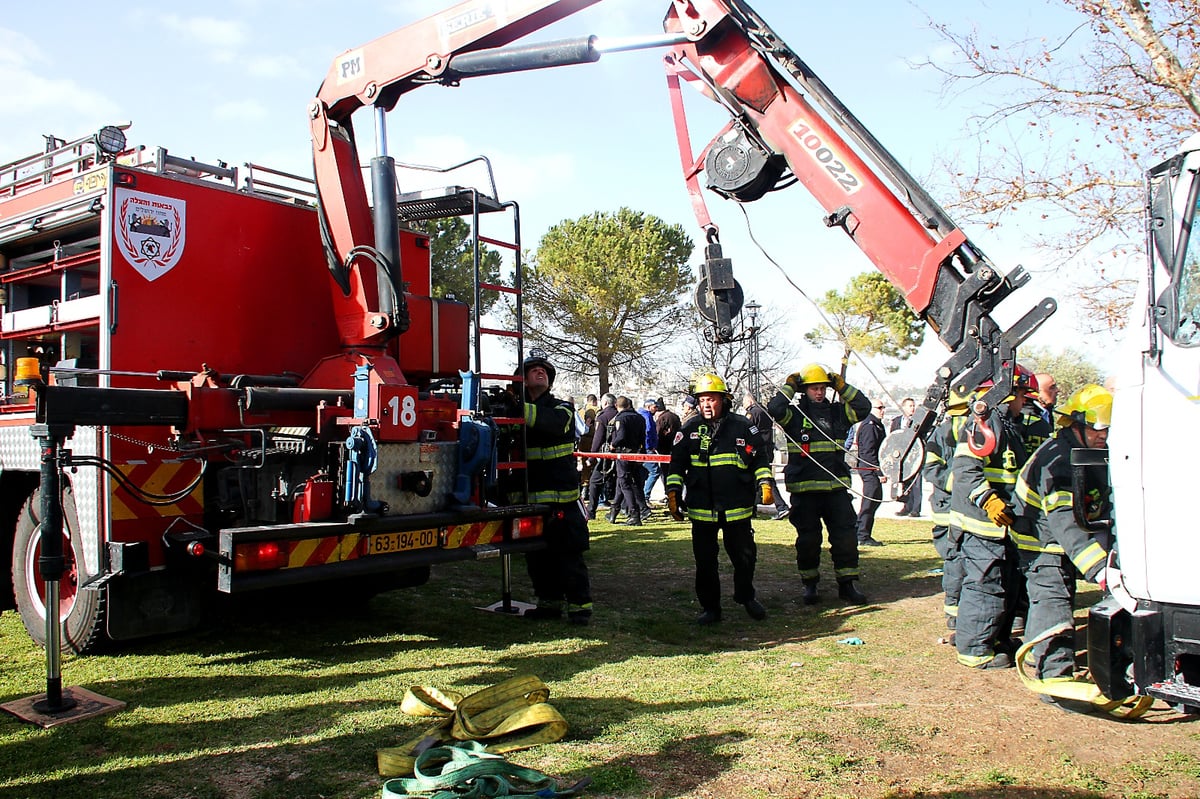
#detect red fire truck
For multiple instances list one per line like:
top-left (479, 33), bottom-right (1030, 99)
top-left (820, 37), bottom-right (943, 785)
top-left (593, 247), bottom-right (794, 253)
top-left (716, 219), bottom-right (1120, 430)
top-left (4, 0), bottom-right (1049, 661)
top-left (0, 127), bottom-right (546, 653)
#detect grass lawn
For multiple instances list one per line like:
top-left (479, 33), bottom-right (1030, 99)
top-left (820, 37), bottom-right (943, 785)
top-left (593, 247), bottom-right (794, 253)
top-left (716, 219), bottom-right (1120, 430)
top-left (1, 514), bottom-right (1197, 799)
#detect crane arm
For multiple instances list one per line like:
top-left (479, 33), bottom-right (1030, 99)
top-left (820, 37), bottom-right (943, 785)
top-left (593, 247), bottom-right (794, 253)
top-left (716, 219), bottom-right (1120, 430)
top-left (664, 0), bottom-right (1055, 472)
top-left (309, 0), bottom-right (601, 350)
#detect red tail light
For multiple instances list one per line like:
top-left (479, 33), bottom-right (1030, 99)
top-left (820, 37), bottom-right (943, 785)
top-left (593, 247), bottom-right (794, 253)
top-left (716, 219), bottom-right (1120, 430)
top-left (513, 516), bottom-right (543, 539)
top-left (234, 541), bottom-right (289, 572)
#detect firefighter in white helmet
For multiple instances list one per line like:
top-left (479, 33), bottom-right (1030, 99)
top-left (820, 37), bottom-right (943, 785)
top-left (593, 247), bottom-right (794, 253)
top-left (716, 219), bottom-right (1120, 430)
top-left (666, 373), bottom-right (773, 624)
top-left (1011, 384), bottom-right (1113, 713)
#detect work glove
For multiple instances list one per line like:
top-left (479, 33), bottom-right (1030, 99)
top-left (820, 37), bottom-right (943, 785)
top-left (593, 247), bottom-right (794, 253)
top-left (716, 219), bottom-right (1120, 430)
top-left (666, 490), bottom-right (686, 522)
top-left (827, 370), bottom-right (846, 393)
top-left (785, 372), bottom-right (805, 391)
top-left (759, 480), bottom-right (774, 506)
top-left (981, 494), bottom-right (1015, 527)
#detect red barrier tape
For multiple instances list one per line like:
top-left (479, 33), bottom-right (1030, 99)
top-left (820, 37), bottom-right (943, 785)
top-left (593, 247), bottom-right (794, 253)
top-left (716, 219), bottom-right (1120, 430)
top-left (574, 451), bottom-right (670, 463)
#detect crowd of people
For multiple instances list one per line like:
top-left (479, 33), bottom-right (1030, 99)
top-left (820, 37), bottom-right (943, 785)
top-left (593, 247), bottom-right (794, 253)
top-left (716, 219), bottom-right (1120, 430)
top-left (517, 353), bottom-right (1115, 713)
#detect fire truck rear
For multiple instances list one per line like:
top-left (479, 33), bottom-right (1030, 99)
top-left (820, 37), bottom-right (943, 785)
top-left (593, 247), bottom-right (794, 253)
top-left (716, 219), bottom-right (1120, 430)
top-left (0, 126), bottom-right (545, 653)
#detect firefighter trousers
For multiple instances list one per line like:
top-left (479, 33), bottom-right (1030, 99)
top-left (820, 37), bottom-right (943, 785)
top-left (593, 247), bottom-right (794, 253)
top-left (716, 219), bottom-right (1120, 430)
top-left (956, 533), bottom-right (1018, 665)
top-left (940, 526), bottom-right (965, 619)
top-left (788, 490), bottom-right (859, 583)
top-left (691, 518), bottom-right (757, 613)
top-left (1019, 550), bottom-right (1079, 681)
top-left (525, 501), bottom-right (592, 611)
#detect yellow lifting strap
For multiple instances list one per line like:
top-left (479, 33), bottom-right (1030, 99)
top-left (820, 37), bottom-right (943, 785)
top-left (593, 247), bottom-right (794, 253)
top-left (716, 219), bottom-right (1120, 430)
top-left (377, 675), bottom-right (569, 777)
top-left (1015, 623), bottom-right (1155, 719)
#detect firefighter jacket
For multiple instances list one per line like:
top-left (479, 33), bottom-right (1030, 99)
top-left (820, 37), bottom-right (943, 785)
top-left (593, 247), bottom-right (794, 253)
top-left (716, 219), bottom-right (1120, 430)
top-left (949, 405), bottom-right (1027, 540)
top-left (923, 413), bottom-right (967, 526)
top-left (523, 391), bottom-right (579, 505)
top-left (766, 382), bottom-right (870, 494)
top-left (1020, 406), bottom-right (1054, 458)
top-left (608, 408), bottom-right (646, 453)
top-left (1011, 428), bottom-right (1109, 580)
top-left (666, 410), bottom-right (772, 523)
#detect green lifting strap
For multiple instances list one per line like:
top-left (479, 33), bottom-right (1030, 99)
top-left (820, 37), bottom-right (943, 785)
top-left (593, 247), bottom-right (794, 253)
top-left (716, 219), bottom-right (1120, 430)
top-left (381, 741), bottom-right (592, 799)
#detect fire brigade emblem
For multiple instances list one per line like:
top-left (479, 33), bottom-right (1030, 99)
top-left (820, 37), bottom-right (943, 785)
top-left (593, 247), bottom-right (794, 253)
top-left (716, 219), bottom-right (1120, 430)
top-left (115, 189), bottom-right (186, 281)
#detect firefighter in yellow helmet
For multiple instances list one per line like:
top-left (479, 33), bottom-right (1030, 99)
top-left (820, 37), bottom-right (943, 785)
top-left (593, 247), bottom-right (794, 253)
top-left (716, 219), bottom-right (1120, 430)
top-left (1011, 384), bottom-right (1113, 713)
top-left (767, 362), bottom-right (872, 605)
top-left (666, 373), bottom-right (773, 624)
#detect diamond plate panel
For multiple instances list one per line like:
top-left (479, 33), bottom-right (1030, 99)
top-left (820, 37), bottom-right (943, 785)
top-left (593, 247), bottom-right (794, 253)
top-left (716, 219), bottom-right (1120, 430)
top-left (0, 424), bottom-right (102, 574)
top-left (372, 441), bottom-right (459, 514)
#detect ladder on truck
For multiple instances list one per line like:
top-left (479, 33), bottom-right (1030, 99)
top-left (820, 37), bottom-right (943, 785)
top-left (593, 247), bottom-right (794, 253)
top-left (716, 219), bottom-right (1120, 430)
top-left (393, 160), bottom-right (533, 614)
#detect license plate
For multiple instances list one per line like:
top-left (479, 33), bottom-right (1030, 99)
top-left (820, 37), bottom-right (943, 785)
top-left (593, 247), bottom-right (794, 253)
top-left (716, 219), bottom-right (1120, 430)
top-left (364, 528), bottom-right (438, 556)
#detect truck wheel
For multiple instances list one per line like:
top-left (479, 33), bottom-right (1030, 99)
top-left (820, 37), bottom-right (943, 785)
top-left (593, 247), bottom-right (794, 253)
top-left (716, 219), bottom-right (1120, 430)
top-left (11, 487), bottom-right (106, 654)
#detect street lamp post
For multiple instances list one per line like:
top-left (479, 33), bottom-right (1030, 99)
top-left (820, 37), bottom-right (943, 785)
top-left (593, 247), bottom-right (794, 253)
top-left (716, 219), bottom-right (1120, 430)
top-left (745, 300), bottom-right (761, 400)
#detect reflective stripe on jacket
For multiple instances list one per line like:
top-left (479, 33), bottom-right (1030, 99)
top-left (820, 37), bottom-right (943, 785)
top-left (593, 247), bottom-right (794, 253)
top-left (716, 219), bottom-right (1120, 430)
top-left (766, 382), bottom-right (869, 494)
top-left (524, 392), bottom-right (580, 504)
top-left (666, 411), bottom-right (771, 522)
top-left (1011, 428), bottom-right (1109, 580)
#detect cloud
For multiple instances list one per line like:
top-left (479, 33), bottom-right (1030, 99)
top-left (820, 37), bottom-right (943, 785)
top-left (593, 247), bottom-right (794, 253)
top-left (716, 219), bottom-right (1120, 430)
top-left (245, 54), bottom-right (305, 79)
top-left (159, 14), bottom-right (248, 51)
top-left (391, 134), bottom-right (576, 203)
top-left (0, 27), bottom-right (42, 67)
top-left (0, 28), bottom-right (121, 163)
top-left (213, 99), bottom-right (270, 123)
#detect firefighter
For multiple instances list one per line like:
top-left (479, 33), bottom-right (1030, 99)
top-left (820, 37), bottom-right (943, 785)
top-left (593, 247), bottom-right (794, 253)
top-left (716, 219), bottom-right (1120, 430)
top-left (767, 362), bottom-right (871, 605)
top-left (950, 370), bottom-right (1035, 669)
top-left (519, 350), bottom-right (593, 625)
top-left (1009, 364), bottom-right (1050, 637)
top-left (923, 390), bottom-right (971, 634)
top-left (1012, 384), bottom-right (1112, 712)
top-left (666, 373), bottom-right (772, 624)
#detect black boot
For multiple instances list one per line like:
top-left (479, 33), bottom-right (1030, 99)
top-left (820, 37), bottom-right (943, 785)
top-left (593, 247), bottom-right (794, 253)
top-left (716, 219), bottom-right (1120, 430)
top-left (743, 598), bottom-right (767, 620)
top-left (623, 514), bottom-right (643, 527)
top-left (802, 580), bottom-right (820, 605)
top-left (606, 508), bottom-right (619, 524)
top-left (696, 609), bottom-right (722, 625)
top-left (838, 580), bottom-right (868, 605)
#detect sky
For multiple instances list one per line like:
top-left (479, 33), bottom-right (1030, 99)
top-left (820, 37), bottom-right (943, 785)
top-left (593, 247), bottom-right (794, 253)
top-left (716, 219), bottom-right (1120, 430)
top-left (0, 0), bottom-right (1107, 397)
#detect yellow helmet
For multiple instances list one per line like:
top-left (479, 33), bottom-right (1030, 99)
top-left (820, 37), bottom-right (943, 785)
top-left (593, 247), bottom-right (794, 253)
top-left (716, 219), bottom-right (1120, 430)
top-left (1057, 384), bottom-right (1112, 430)
top-left (945, 386), bottom-right (972, 416)
top-left (796, 362), bottom-right (832, 386)
top-left (693, 373), bottom-right (731, 397)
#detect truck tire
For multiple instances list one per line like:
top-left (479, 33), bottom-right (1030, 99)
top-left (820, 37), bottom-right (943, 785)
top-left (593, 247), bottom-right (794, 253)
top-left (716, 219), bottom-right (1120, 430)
top-left (11, 487), bottom-right (106, 654)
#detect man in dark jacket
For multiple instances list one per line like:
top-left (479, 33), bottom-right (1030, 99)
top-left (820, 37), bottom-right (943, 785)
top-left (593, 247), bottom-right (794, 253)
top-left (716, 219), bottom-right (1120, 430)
top-left (607, 396), bottom-right (647, 526)
top-left (648, 397), bottom-right (681, 500)
top-left (768, 362), bottom-right (871, 605)
top-left (743, 392), bottom-right (788, 519)
top-left (667, 373), bottom-right (772, 624)
top-left (890, 397), bottom-right (923, 516)
top-left (854, 401), bottom-right (888, 547)
top-left (584, 393), bottom-right (617, 519)
top-left (520, 351), bottom-right (592, 625)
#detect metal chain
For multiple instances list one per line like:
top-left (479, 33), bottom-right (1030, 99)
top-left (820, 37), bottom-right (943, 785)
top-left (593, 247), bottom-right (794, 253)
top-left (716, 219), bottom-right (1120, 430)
top-left (108, 429), bottom-right (179, 454)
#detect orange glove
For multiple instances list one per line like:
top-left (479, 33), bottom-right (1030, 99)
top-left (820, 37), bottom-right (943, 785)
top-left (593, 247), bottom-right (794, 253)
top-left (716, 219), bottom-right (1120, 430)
top-left (827, 370), bottom-right (846, 393)
top-left (759, 481), bottom-right (774, 506)
top-left (982, 494), bottom-right (1014, 527)
top-left (785, 372), bottom-right (805, 391)
top-left (666, 490), bottom-right (686, 522)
